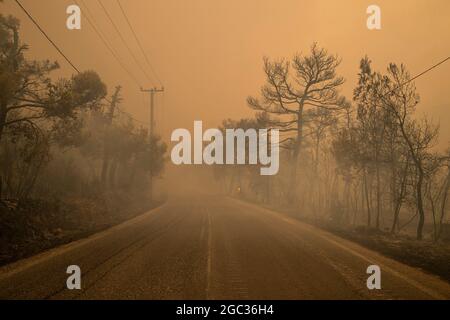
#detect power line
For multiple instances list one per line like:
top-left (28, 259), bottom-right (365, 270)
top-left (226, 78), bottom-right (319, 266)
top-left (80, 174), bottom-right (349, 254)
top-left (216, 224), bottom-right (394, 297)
top-left (14, 0), bottom-right (80, 73)
top-left (382, 56), bottom-right (450, 98)
top-left (76, 0), bottom-right (150, 125)
top-left (16, 0), bottom-right (148, 126)
top-left (97, 0), bottom-right (155, 86)
top-left (116, 0), bottom-right (163, 87)
top-left (76, 0), bottom-right (142, 88)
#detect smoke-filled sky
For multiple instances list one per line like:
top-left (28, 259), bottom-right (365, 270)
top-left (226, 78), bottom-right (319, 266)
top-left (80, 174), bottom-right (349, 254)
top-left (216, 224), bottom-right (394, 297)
top-left (2, 0), bottom-right (450, 148)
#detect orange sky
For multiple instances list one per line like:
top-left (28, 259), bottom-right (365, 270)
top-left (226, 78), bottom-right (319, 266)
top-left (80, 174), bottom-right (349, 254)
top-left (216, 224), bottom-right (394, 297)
top-left (2, 0), bottom-right (450, 148)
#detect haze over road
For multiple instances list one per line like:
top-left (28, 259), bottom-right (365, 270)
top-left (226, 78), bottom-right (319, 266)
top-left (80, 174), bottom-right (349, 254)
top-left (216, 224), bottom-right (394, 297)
top-left (1, 195), bottom-right (449, 300)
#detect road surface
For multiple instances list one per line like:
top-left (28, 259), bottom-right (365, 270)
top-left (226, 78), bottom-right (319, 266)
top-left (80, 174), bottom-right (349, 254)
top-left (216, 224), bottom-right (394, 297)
top-left (1, 195), bottom-right (449, 299)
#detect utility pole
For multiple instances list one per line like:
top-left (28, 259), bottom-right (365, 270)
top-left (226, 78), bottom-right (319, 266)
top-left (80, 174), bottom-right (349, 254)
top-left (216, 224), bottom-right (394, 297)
top-left (140, 86), bottom-right (164, 201)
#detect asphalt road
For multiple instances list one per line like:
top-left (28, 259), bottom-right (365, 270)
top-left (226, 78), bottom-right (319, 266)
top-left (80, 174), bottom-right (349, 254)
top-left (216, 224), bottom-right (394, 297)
top-left (1, 195), bottom-right (449, 300)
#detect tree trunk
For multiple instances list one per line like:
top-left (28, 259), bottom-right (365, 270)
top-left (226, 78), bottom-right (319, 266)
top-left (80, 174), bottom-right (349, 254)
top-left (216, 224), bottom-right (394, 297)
top-left (376, 162), bottom-right (381, 229)
top-left (438, 169), bottom-right (450, 239)
top-left (398, 122), bottom-right (426, 240)
top-left (288, 106), bottom-right (304, 203)
top-left (391, 161), bottom-right (408, 233)
top-left (416, 168), bottom-right (425, 240)
top-left (101, 86), bottom-right (121, 188)
top-left (364, 169), bottom-right (372, 227)
top-left (0, 104), bottom-right (7, 199)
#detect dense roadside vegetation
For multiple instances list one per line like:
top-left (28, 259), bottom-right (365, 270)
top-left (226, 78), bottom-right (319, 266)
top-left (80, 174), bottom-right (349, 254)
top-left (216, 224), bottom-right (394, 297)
top-left (0, 9), bottom-right (167, 265)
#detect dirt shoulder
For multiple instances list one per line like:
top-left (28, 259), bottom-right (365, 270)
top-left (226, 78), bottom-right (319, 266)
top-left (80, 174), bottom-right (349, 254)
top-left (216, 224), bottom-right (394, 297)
top-left (323, 226), bottom-right (450, 283)
top-left (0, 191), bottom-right (163, 267)
top-left (238, 197), bottom-right (450, 284)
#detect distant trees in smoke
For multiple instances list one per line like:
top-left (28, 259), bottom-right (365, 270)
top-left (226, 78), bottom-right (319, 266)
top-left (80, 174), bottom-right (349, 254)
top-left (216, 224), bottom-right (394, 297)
top-left (247, 43), bottom-right (349, 202)
top-left (216, 44), bottom-right (450, 241)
